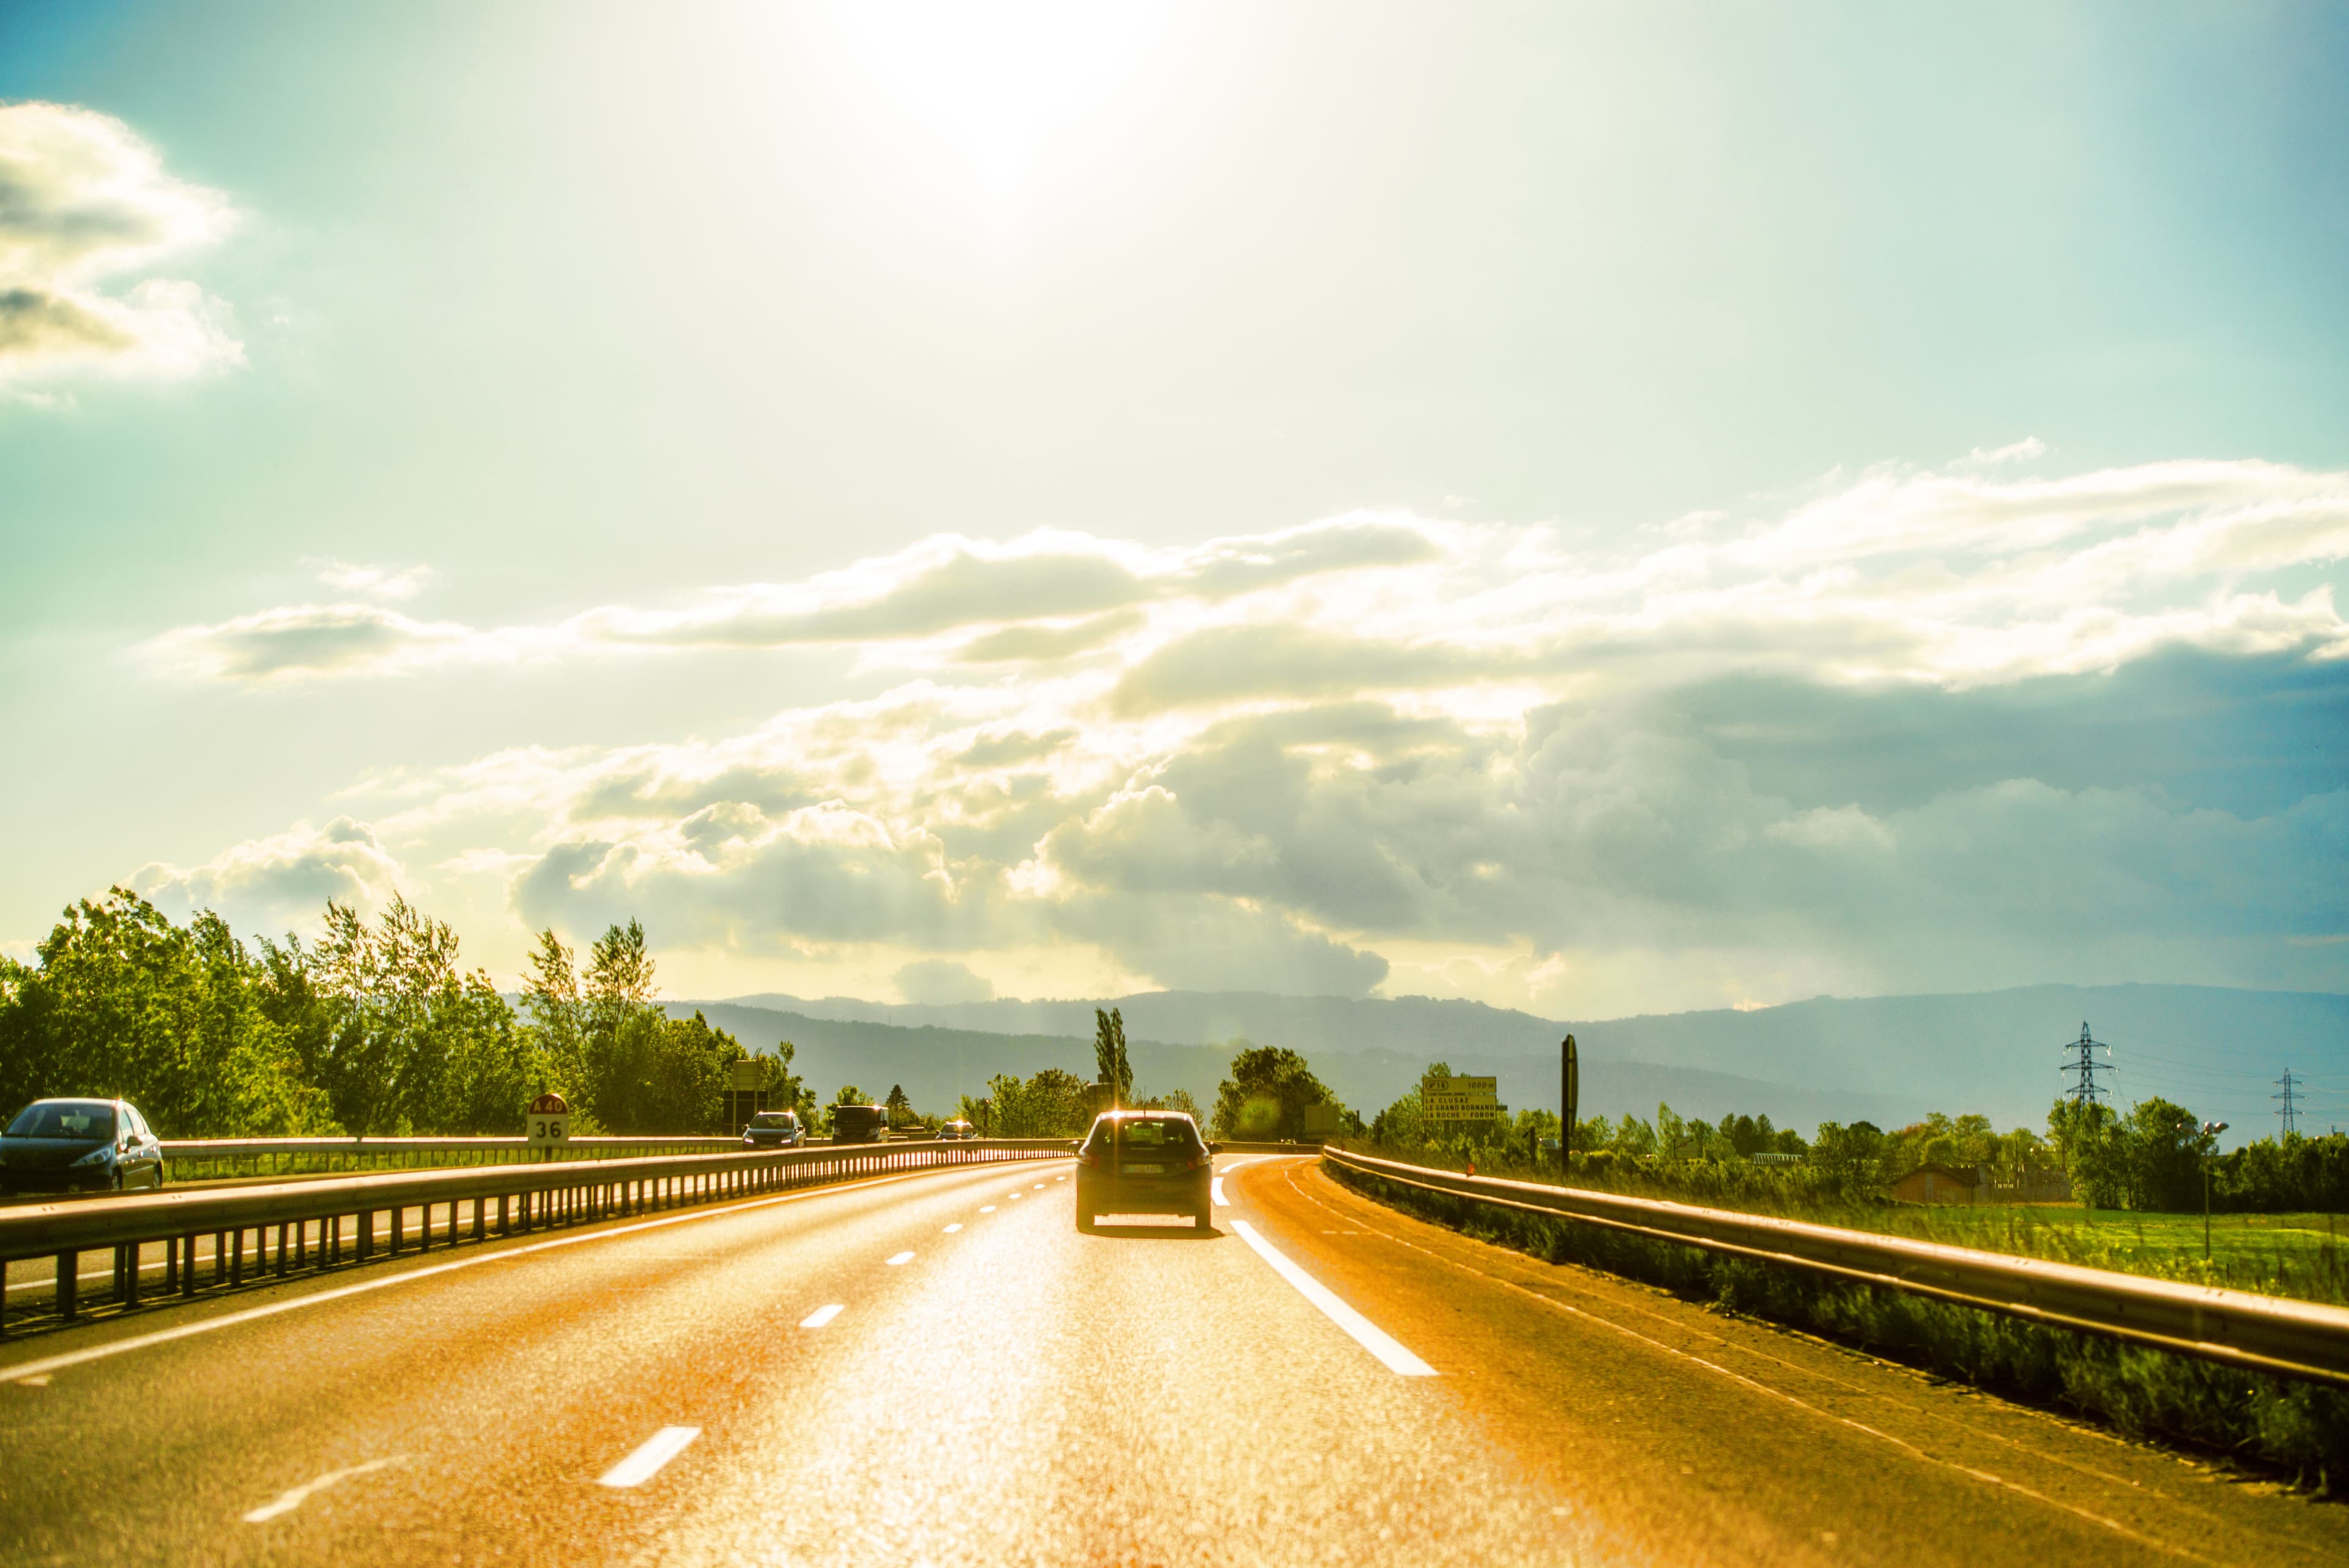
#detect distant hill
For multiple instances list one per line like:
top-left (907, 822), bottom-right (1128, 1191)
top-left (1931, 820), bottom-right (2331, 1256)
top-left (671, 1001), bottom-right (1913, 1135)
top-left (691, 983), bottom-right (2349, 1140)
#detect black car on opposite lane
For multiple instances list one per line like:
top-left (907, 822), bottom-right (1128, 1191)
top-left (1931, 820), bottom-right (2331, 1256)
top-left (0, 1098), bottom-right (166, 1197)
top-left (1073, 1110), bottom-right (1215, 1232)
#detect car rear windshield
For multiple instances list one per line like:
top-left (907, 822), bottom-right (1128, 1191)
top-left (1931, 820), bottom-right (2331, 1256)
top-left (748, 1113), bottom-right (796, 1128)
top-left (1086, 1118), bottom-right (1201, 1151)
top-left (6, 1102), bottom-right (116, 1140)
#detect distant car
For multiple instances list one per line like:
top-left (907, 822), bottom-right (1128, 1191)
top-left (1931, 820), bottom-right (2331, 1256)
top-left (0, 1098), bottom-right (165, 1197)
top-left (742, 1110), bottom-right (806, 1148)
top-left (831, 1104), bottom-right (891, 1144)
top-left (936, 1119), bottom-right (977, 1142)
top-left (1074, 1110), bottom-right (1214, 1232)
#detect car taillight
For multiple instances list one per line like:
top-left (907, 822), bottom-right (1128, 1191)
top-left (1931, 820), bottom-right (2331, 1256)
top-left (1077, 1147), bottom-right (1099, 1168)
top-left (1186, 1151), bottom-right (1209, 1170)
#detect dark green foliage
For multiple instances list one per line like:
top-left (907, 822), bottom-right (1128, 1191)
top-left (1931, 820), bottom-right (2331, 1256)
top-left (2219, 1133), bottom-right (2349, 1211)
top-left (0, 889), bottom-right (735, 1137)
top-left (0, 890), bottom-right (333, 1136)
top-left (1330, 1162), bottom-right (2349, 1487)
top-left (1211, 1042), bottom-right (1342, 1140)
top-left (1092, 1007), bottom-right (1132, 1105)
top-left (985, 1067), bottom-right (1092, 1136)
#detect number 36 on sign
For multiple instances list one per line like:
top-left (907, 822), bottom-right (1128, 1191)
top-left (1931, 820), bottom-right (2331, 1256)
top-left (527, 1091), bottom-right (571, 1146)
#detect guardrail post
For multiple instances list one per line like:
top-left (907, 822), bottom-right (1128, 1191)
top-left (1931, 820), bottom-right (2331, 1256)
top-left (213, 1230), bottom-right (228, 1285)
top-left (357, 1211), bottom-right (373, 1262)
top-left (56, 1252), bottom-right (76, 1318)
top-left (229, 1228), bottom-right (243, 1287)
top-left (294, 1219), bottom-right (306, 1269)
top-left (180, 1235), bottom-right (197, 1294)
top-left (118, 1243), bottom-right (139, 1307)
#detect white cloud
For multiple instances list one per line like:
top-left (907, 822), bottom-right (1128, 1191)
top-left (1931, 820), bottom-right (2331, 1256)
top-left (315, 562), bottom-right (432, 600)
top-left (148, 458), bottom-right (2349, 700)
top-left (0, 102), bottom-right (241, 387)
top-left (130, 817), bottom-right (406, 930)
top-left (129, 451), bottom-right (2349, 1008)
top-left (1957, 436), bottom-right (2048, 467)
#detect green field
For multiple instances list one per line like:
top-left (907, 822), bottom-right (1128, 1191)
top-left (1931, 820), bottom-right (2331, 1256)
top-left (1838, 1204), bottom-right (2349, 1306)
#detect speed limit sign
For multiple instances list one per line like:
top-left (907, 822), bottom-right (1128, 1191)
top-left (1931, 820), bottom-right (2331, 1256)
top-left (526, 1091), bottom-right (571, 1147)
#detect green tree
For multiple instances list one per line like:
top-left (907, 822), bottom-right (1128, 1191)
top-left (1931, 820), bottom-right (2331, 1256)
top-left (985, 1068), bottom-right (1092, 1136)
top-left (2047, 1098), bottom-right (2128, 1208)
top-left (1810, 1120), bottom-right (1887, 1190)
top-left (885, 1083), bottom-right (914, 1126)
top-left (1211, 1043), bottom-right (1340, 1141)
top-left (302, 894), bottom-right (533, 1134)
top-left (1093, 1006), bottom-right (1132, 1107)
top-left (521, 928), bottom-right (588, 1101)
top-left (0, 890), bottom-right (331, 1136)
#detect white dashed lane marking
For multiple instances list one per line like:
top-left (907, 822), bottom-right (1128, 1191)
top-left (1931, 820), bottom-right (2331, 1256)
top-left (943, 1223), bottom-right (962, 1233)
top-left (598, 1426), bottom-right (700, 1488)
top-left (979, 1205), bottom-right (996, 1213)
top-left (243, 1455), bottom-right (406, 1523)
top-left (886, 1251), bottom-right (915, 1266)
top-left (799, 1304), bottom-right (844, 1328)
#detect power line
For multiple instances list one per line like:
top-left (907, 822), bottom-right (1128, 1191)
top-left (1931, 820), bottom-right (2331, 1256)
top-left (2061, 1021), bottom-right (2113, 1105)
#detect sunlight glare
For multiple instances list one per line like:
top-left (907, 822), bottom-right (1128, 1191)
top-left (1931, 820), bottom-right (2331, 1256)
top-left (812, 0), bottom-right (1186, 221)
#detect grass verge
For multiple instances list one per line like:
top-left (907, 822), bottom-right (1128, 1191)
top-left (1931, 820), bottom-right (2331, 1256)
top-left (1327, 1159), bottom-right (2349, 1489)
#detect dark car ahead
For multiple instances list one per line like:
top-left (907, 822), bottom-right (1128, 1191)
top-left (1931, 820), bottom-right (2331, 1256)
top-left (936, 1119), bottom-right (976, 1142)
top-left (742, 1110), bottom-right (806, 1148)
top-left (1074, 1110), bottom-right (1214, 1232)
top-left (831, 1104), bottom-right (890, 1144)
top-left (1, 1098), bottom-right (165, 1197)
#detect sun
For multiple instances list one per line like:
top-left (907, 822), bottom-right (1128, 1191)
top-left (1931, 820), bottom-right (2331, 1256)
top-left (808, 0), bottom-right (1190, 223)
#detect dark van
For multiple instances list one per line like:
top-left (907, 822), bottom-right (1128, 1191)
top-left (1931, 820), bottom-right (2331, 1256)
top-left (831, 1104), bottom-right (890, 1144)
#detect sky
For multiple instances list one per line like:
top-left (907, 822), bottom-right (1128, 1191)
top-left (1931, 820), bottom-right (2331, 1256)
top-left (1, 0), bottom-right (2345, 1019)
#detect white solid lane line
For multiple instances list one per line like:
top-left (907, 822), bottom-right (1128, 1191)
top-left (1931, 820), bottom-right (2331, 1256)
top-left (1231, 1220), bottom-right (1436, 1378)
top-left (886, 1250), bottom-right (915, 1266)
top-left (943, 1223), bottom-right (962, 1233)
top-left (243, 1455), bottom-right (407, 1523)
top-left (799, 1304), bottom-right (844, 1329)
top-left (598, 1426), bottom-right (701, 1488)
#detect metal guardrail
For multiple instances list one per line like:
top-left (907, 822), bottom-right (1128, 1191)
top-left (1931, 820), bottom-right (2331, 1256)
top-left (1323, 1146), bottom-right (2349, 1390)
top-left (157, 1135), bottom-right (741, 1182)
top-left (0, 1139), bottom-right (1071, 1336)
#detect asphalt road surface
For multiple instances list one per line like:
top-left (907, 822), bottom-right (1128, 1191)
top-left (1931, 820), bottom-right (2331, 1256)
top-left (2, 1154), bottom-right (2345, 1567)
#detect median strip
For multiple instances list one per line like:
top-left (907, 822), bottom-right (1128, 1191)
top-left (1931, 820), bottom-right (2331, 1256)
top-left (1232, 1219), bottom-right (1436, 1377)
top-left (0, 1161), bottom-right (1034, 1384)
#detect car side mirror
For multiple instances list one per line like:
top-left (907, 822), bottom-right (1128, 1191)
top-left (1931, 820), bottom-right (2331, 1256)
top-left (1208, 1141), bottom-right (1222, 1154)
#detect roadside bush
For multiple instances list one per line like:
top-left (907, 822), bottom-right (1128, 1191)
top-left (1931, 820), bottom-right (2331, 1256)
top-left (1329, 1161), bottom-right (2349, 1488)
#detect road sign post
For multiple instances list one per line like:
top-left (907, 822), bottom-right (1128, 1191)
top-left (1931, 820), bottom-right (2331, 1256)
top-left (1561, 1035), bottom-right (1578, 1172)
top-left (526, 1092), bottom-right (571, 1159)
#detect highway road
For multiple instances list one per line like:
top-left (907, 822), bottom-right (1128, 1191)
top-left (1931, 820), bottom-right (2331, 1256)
top-left (2, 1154), bottom-right (2345, 1567)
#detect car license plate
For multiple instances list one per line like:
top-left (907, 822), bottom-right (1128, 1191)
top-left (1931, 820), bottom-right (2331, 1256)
top-left (1123, 1163), bottom-right (1163, 1175)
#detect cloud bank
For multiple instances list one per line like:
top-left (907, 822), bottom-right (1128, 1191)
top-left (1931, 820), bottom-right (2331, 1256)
top-left (0, 102), bottom-right (240, 388)
top-left (142, 453), bottom-right (2349, 1011)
